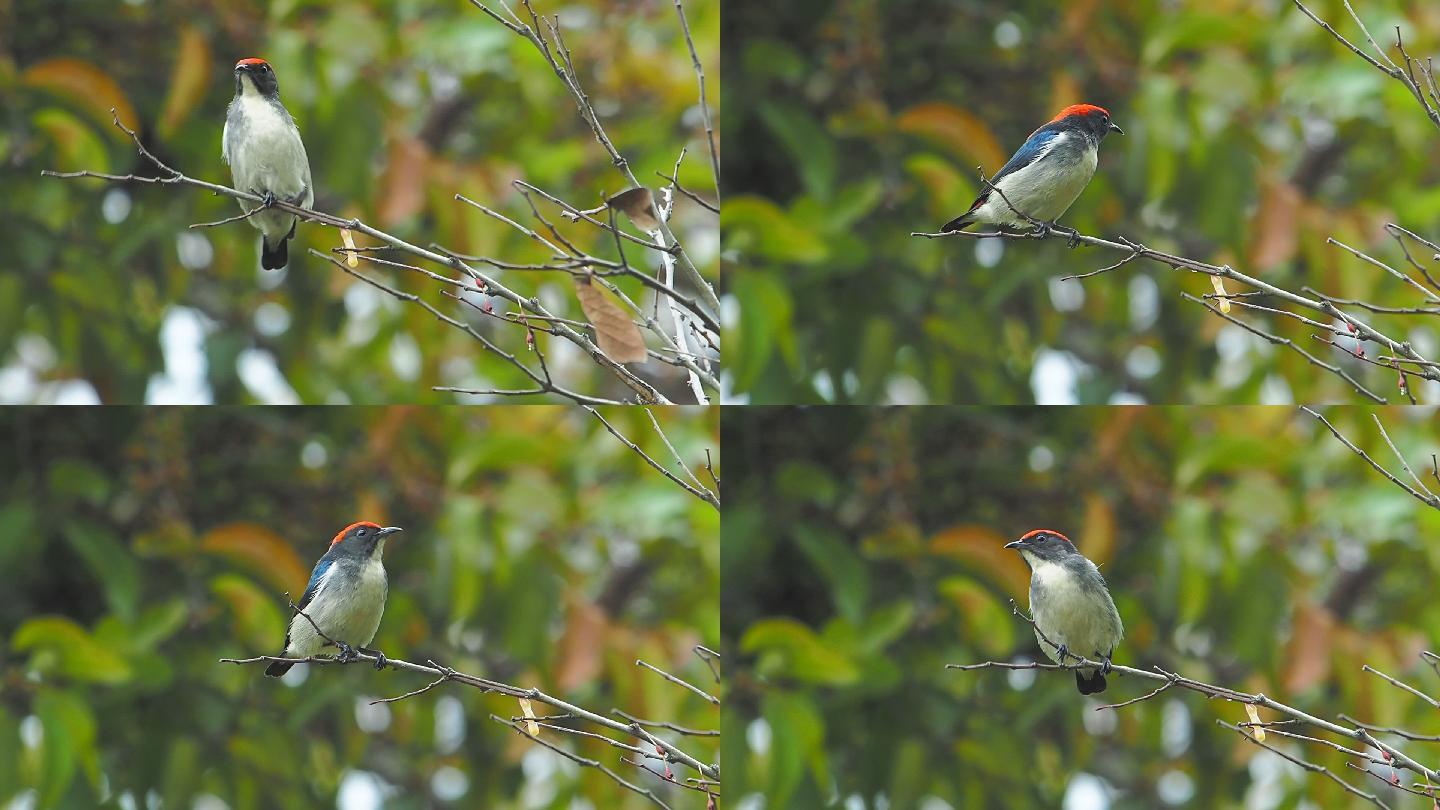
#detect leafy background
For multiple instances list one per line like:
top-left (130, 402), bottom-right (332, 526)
top-left (0, 405), bottom-right (720, 808)
top-left (2, 0), bottom-right (719, 404)
top-left (723, 405), bottom-right (1440, 808)
top-left (721, 0), bottom-right (1440, 404)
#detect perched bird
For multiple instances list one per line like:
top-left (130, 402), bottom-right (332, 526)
top-left (223, 57), bottom-right (314, 270)
top-left (265, 522), bottom-right (402, 678)
top-left (940, 104), bottom-right (1122, 234)
top-left (1005, 529), bottom-right (1123, 694)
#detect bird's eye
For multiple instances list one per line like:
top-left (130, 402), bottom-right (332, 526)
top-left (356, 527), bottom-right (367, 536)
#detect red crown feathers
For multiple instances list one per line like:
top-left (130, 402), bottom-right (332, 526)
top-left (1049, 104), bottom-right (1109, 123)
top-left (235, 57), bottom-right (270, 69)
top-left (1019, 528), bottom-right (1073, 545)
top-left (331, 521), bottom-right (383, 546)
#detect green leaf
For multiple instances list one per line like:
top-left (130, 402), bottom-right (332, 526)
top-left (12, 617), bottom-right (131, 684)
top-left (731, 271), bottom-right (796, 392)
top-left (762, 690), bottom-right (824, 808)
top-left (63, 520), bottom-right (141, 621)
top-left (741, 618), bottom-right (860, 685)
top-left (46, 460), bottom-right (110, 506)
top-left (855, 600), bottom-right (916, 654)
top-left (210, 574), bottom-right (286, 652)
top-left (758, 103), bottom-right (837, 201)
top-left (35, 690), bottom-right (98, 807)
top-left (721, 196), bottom-right (827, 264)
top-left (792, 525), bottom-right (869, 623)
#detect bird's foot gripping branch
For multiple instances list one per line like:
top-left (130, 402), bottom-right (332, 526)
top-left (221, 599), bottom-right (722, 808)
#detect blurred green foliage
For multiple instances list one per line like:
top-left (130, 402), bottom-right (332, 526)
top-left (3, 0), bottom-right (718, 404)
top-left (721, 0), bottom-right (1440, 404)
top-left (723, 405), bottom-right (1440, 807)
top-left (0, 405), bottom-right (719, 808)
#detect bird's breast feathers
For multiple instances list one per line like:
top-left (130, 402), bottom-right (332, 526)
top-left (223, 91), bottom-right (312, 202)
top-left (283, 557), bottom-right (388, 656)
top-left (1028, 558), bottom-right (1123, 663)
top-left (976, 130), bottom-right (1099, 225)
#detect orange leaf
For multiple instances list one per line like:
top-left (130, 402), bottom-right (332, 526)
top-left (930, 524), bottom-right (1030, 600)
top-left (201, 522), bottom-right (310, 597)
top-left (378, 135), bottom-right (429, 226)
top-left (574, 277), bottom-right (647, 364)
top-left (1248, 176), bottom-right (1302, 270)
top-left (556, 596), bottom-right (608, 693)
top-left (158, 26), bottom-right (212, 140)
top-left (1081, 493), bottom-right (1115, 567)
top-left (895, 102), bottom-right (1006, 173)
top-left (23, 58), bottom-right (139, 138)
top-left (1282, 601), bottom-right (1334, 693)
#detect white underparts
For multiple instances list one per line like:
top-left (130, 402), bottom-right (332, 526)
top-left (974, 132), bottom-right (1099, 227)
top-left (1024, 554), bottom-right (1123, 674)
top-left (284, 551), bottom-right (388, 657)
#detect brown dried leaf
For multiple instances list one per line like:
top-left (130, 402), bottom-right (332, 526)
top-left (574, 276), bottom-right (647, 364)
top-left (608, 187), bottom-right (659, 232)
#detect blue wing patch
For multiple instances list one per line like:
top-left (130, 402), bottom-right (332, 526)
top-left (988, 125), bottom-right (1064, 188)
top-left (296, 555), bottom-right (334, 612)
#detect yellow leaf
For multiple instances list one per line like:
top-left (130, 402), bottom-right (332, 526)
top-left (518, 698), bottom-right (539, 737)
top-left (1211, 275), bottom-right (1231, 312)
top-left (341, 229), bottom-right (359, 267)
top-left (158, 26), bottom-right (212, 139)
top-left (1245, 704), bottom-right (1264, 741)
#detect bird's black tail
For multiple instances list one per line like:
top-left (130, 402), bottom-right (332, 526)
top-left (940, 214), bottom-right (975, 233)
top-left (1076, 669), bottom-right (1106, 694)
top-left (265, 659), bottom-right (293, 678)
top-left (261, 236), bottom-right (289, 270)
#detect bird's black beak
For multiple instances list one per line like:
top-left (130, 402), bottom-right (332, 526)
top-left (377, 526), bottom-right (403, 538)
top-left (1109, 122), bottom-right (1124, 135)
top-left (1004, 539), bottom-right (1024, 549)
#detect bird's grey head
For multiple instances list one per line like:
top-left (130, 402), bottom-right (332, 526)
top-left (1052, 104), bottom-right (1123, 142)
top-left (329, 521), bottom-right (402, 558)
top-left (1005, 529), bottom-right (1080, 566)
top-left (234, 58), bottom-right (281, 99)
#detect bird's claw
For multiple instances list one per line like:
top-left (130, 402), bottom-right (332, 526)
top-left (1100, 655), bottom-right (1114, 675)
top-left (254, 190), bottom-right (276, 208)
top-left (373, 652), bottom-right (387, 671)
top-left (335, 641), bottom-right (358, 663)
top-left (1054, 644), bottom-right (1071, 663)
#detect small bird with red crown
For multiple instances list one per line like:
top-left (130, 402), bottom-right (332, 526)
top-left (265, 521), bottom-right (403, 678)
top-left (224, 57), bottom-right (313, 270)
top-left (1005, 528), bottom-right (1123, 694)
top-left (940, 104), bottom-right (1122, 235)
